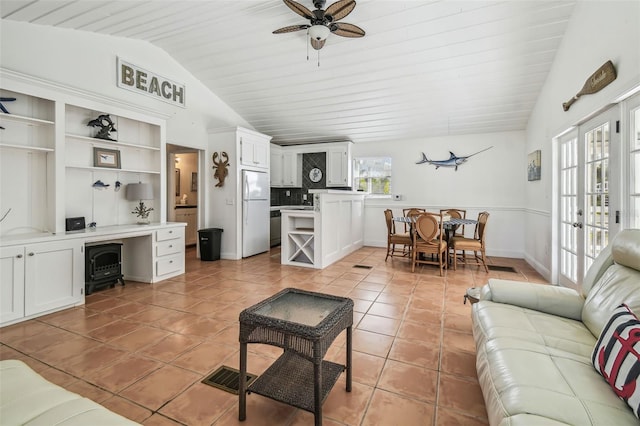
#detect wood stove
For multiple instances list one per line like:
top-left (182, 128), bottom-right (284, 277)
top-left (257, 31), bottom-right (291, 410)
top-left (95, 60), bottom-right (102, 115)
top-left (85, 243), bottom-right (125, 295)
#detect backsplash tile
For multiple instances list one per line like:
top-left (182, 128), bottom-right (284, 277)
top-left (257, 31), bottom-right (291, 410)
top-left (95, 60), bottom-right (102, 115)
top-left (302, 152), bottom-right (326, 189)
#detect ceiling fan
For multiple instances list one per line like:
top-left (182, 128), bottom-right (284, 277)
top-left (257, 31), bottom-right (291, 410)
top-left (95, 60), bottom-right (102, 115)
top-left (273, 0), bottom-right (365, 51)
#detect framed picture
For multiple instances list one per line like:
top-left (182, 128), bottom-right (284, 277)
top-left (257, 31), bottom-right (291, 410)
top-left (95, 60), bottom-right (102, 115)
top-left (175, 169), bottom-right (180, 196)
top-left (191, 172), bottom-right (197, 192)
top-left (93, 147), bottom-right (121, 169)
top-left (528, 150), bottom-right (541, 181)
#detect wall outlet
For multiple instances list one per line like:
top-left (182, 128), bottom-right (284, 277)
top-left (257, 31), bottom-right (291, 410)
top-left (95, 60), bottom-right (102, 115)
top-left (393, 194), bottom-right (402, 201)
top-left (226, 198), bottom-right (234, 205)
top-left (302, 194), bottom-right (307, 201)
top-left (285, 190), bottom-right (291, 197)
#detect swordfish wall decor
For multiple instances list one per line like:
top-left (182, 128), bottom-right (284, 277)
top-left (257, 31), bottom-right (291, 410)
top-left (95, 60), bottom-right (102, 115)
top-left (416, 146), bottom-right (493, 171)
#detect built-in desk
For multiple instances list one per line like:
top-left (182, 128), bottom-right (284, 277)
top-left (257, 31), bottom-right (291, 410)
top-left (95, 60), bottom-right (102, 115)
top-left (0, 223), bottom-right (185, 327)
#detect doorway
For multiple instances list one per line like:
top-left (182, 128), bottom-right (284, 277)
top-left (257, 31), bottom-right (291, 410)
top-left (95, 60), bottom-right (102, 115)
top-left (556, 106), bottom-right (621, 288)
top-left (167, 144), bottom-right (201, 247)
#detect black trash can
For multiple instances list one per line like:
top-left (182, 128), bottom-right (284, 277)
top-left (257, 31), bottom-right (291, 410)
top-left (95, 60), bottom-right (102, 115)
top-left (198, 228), bottom-right (223, 261)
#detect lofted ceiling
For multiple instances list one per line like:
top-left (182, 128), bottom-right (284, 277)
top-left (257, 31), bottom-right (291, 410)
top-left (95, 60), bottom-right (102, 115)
top-left (1, 0), bottom-right (576, 145)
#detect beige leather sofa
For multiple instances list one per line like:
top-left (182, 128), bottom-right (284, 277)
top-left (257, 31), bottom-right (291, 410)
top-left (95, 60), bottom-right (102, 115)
top-left (472, 229), bottom-right (640, 425)
top-left (0, 359), bottom-right (140, 425)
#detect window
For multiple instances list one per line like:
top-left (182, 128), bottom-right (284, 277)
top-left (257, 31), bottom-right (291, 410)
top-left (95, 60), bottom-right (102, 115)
top-left (353, 157), bottom-right (392, 195)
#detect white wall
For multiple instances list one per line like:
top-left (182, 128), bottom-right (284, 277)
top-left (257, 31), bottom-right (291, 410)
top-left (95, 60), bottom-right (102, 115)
top-left (353, 131), bottom-right (526, 258)
top-left (0, 20), bottom-right (253, 236)
top-left (524, 0), bottom-right (640, 278)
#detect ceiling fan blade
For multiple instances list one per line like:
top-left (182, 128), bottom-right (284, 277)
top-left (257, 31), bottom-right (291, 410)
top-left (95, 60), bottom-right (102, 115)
top-left (330, 22), bottom-right (365, 37)
top-left (325, 0), bottom-right (356, 21)
top-left (273, 24), bottom-right (310, 34)
top-left (310, 38), bottom-right (326, 50)
top-left (283, 0), bottom-right (313, 19)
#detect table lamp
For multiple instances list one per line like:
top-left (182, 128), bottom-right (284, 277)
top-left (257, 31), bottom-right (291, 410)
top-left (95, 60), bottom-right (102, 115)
top-left (126, 183), bottom-right (154, 224)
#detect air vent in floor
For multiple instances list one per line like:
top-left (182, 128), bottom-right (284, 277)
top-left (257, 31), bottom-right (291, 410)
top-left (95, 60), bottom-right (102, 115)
top-left (487, 265), bottom-right (518, 273)
top-left (202, 365), bottom-right (257, 395)
top-left (353, 264), bottom-right (373, 269)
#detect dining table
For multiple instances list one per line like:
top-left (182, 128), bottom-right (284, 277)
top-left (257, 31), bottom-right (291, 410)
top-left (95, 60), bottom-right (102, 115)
top-left (392, 215), bottom-right (477, 240)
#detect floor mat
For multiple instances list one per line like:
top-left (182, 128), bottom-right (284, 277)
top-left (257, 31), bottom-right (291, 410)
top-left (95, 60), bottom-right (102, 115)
top-left (202, 365), bottom-right (257, 395)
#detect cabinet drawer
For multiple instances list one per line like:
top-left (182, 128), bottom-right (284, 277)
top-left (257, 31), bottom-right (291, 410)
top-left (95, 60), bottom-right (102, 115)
top-left (156, 254), bottom-right (184, 277)
top-left (156, 240), bottom-right (181, 257)
top-left (157, 228), bottom-right (180, 242)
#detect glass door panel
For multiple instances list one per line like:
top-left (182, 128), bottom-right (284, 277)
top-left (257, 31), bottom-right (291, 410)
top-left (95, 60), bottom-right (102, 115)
top-left (558, 106), bottom-right (619, 288)
top-left (630, 96), bottom-right (640, 227)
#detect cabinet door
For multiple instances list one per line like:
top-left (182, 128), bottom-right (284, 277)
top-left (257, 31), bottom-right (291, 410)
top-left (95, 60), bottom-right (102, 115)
top-left (240, 137), bottom-right (255, 167)
top-left (270, 151), bottom-right (283, 186)
top-left (282, 151), bottom-right (300, 187)
top-left (253, 140), bottom-right (269, 168)
top-left (240, 136), bottom-right (269, 169)
top-left (24, 240), bottom-right (83, 316)
top-left (0, 246), bottom-right (25, 324)
top-left (327, 148), bottom-right (348, 186)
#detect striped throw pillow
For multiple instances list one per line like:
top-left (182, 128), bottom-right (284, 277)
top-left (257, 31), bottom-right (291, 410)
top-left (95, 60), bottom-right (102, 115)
top-left (592, 303), bottom-right (640, 419)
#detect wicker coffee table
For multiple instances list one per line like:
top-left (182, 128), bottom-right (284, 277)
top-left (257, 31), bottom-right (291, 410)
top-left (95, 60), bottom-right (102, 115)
top-left (238, 288), bottom-right (353, 426)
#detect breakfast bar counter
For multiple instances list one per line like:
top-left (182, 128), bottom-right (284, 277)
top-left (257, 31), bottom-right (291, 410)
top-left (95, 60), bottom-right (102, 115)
top-left (281, 191), bottom-right (365, 269)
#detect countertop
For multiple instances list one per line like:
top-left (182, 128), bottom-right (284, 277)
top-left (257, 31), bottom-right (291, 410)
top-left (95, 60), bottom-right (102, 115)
top-left (307, 189), bottom-right (367, 195)
top-left (270, 205), bottom-right (314, 211)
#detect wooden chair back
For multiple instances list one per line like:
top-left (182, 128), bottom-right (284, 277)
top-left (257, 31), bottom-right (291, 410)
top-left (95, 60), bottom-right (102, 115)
top-left (476, 211), bottom-right (490, 243)
top-left (440, 208), bottom-right (467, 237)
top-left (415, 213), bottom-right (440, 242)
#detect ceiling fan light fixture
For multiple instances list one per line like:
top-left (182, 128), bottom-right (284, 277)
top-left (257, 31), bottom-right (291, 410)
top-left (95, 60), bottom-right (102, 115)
top-left (308, 24), bottom-right (330, 41)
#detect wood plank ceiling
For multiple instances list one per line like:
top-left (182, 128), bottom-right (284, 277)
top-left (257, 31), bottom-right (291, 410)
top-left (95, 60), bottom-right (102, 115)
top-left (1, 0), bottom-right (576, 145)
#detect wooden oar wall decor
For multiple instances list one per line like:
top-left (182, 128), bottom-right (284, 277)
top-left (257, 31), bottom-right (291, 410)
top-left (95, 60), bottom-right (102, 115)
top-left (563, 60), bottom-right (617, 111)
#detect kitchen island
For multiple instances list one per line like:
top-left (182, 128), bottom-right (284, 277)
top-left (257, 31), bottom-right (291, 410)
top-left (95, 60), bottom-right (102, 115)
top-left (281, 190), bottom-right (365, 269)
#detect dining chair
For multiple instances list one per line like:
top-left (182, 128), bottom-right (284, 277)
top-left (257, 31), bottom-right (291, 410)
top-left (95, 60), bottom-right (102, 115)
top-left (384, 209), bottom-right (412, 261)
top-left (411, 212), bottom-right (448, 276)
top-left (450, 211), bottom-right (490, 272)
top-left (440, 208), bottom-right (467, 238)
top-left (402, 208), bottom-right (425, 233)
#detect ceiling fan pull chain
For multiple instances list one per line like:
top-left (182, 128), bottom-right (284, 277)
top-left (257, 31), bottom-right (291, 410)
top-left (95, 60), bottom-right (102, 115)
top-left (317, 48), bottom-right (320, 67)
top-left (306, 29), bottom-right (310, 61)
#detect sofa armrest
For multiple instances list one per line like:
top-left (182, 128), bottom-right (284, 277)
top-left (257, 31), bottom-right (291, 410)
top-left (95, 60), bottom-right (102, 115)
top-left (480, 279), bottom-right (585, 321)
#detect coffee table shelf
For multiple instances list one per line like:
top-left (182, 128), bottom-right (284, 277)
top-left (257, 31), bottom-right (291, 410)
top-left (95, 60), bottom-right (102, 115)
top-left (248, 351), bottom-right (344, 413)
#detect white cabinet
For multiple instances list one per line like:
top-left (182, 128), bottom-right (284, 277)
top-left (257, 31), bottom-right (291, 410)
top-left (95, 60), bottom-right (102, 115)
top-left (121, 225), bottom-right (185, 283)
top-left (154, 227), bottom-right (185, 280)
top-left (175, 208), bottom-right (197, 245)
top-left (0, 246), bottom-right (25, 324)
top-left (240, 132), bottom-right (269, 169)
top-left (24, 240), bottom-right (83, 316)
top-left (326, 144), bottom-right (352, 187)
top-left (270, 146), bottom-right (301, 187)
top-left (1, 240), bottom-right (83, 327)
top-left (282, 151), bottom-right (301, 187)
top-left (270, 144), bottom-right (283, 186)
top-left (281, 210), bottom-right (315, 268)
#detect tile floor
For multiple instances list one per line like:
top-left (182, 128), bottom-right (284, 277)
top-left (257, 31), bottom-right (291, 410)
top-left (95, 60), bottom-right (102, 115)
top-left (0, 246), bottom-right (547, 425)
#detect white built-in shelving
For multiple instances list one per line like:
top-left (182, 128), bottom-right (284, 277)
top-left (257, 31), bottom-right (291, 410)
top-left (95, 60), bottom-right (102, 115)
top-left (0, 89), bottom-right (56, 236)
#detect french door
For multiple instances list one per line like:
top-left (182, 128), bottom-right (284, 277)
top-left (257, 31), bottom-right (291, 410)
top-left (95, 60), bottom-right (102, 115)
top-left (558, 106), bottom-right (621, 288)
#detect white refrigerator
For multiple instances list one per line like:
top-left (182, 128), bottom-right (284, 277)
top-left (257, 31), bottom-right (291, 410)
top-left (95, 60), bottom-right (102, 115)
top-left (242, 170), bottom-right (270, 257)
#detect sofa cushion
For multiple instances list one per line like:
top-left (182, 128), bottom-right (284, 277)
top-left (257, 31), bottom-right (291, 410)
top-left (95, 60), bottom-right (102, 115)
top-left (473, 301), bottom-right (596, 358)
top-left (0, 359), bottom-right (139, 425)
top-left (592, 304), bottom-right (640, 418)
top-left (475, 334), bottom-right (639, 425)
top-left (582, 264), bottom-right (640, 339)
